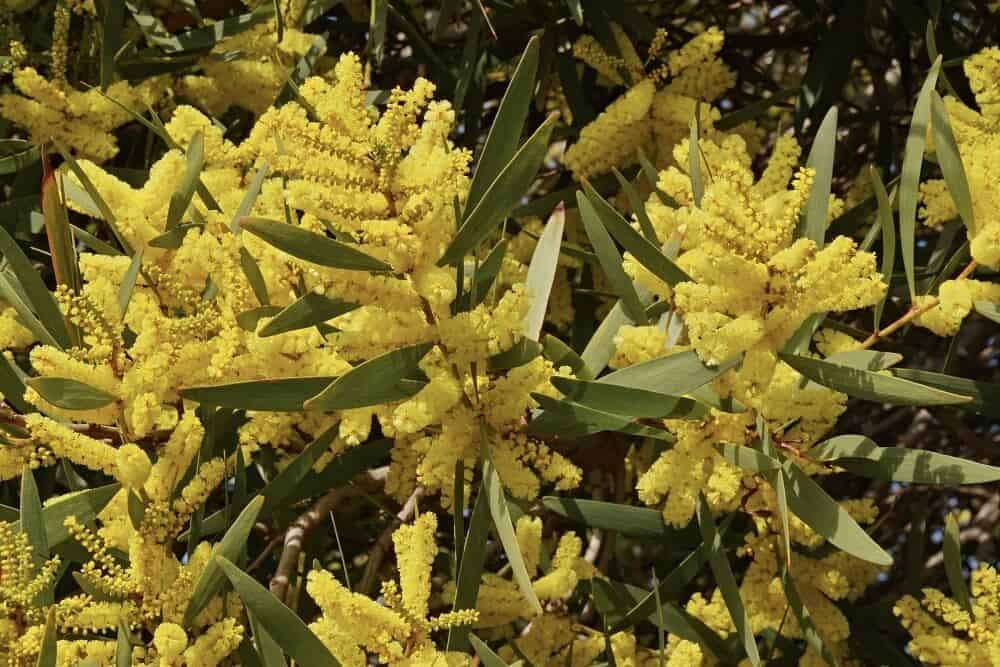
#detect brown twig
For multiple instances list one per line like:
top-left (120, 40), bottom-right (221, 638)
top-left (269, 486), bottom-right (352, 603)
top-left (859, 261), bottom-right (978, 350)
top-left (358, 486), bottom-right (424, 595)
top-left (0, 406), bottom-right (170, 445)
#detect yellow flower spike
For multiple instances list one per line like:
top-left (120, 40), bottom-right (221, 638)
top-left (392, 512), bottom-right (437, 622)
top-left (115, 444), bottom-right (152, 490)
top-left (153, 622), bottom-right (188, 659)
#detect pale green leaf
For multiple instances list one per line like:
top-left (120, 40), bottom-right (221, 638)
top-left (27, 377), bottom-right (117, 410)
top-left (304, 343), bottom-right (432, 411)
top-left (240, 217), bottom-right (393, 272)
top-left (800, 106), bottom-right (838, 246)
top-left (523, 204), bottom-right (564, 341)
top-left (181, 377), bottom-right (336, 411)
top-left (258, 293), bottom-right (358, 338)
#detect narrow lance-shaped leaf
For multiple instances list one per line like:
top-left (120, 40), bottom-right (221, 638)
top-left (599, 349), bottom-right (739, 396)
top-left (577, 192), bottom-right (647, 324)
top-left (870, 167), bottom-right (896, 330)
top-left (231, 161), bottom-right (270, 232)
top-left (240, 218), bottom-right (393, 272)
top-left (696, 495), bottom-right (760, 666)
top-left (523, 203), bottom-right (564, 341)
top-left (800, 106), bottom-right (838, 246)
top-left (55, 141), bottom-right (133, 254)
top-left (447, 480), bottom-right (491, 651)
top-left (181, 377), bottom-right (337, 412)
top-left (258, 293), bottom-right (358, 338)
top-left (115, 622), bottom-right (131, 667)
top-left (542, 496), bottom-right (696, 542)
top-left (305, 342), bottom-right (432, 411)
top-left (582, 182), bottom-right (690, 287)
top-left (810, 434), bottom-right (1000, 485)
top-left (943, 513), bottom-right (973, 616)
top-left (27, 377), bottom-right (117, 410)
top-left (974, 301), bottom-right (1000, 325)
top-left (184, 497), bottom-right (265, 625)
top-left (439, 114), bottom-right (559, 266)
top-left (0, 222), bottom-right (71, 349)
top-left (14, 483), bottom-right (120, 548)
top-left (36, 608), bottom-right (57, 667)
top-left (930, 91), bottom-right (976, 236)
top-left (612, 168), bottom-right (659, 244)
top-left (214, 556), bottom-right (341, 666)
top-left (466, 36), bottom-right (541, 213)
top-left (782, 461), bottom-right (893, 566)
top-left (42, 171), bottom-right (82, 298)
top-left (118, 248), bottom-right (143, 320)
top-left (758, 419), bottom-right (790, 570)
top-left (779, 560), bottom-right (840, 667)
top-left (20, 469), bottom-right (49, 579)
top-left (483, 429), bottom-right (543, 616)
top-left (780, 353), bottom-right (971, 406)
top-left (167, 132), bottom-right (205, 229)
top-left (469, 634), bottom-right (511, 667)
top-left (899, 56), bottom-right (942, 300)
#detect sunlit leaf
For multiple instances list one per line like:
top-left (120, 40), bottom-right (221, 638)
top-left (240, 217), bottom-right (392, 272)
top-left (523, 204), bottom-right (564, 341)
top-left (305, 343), bottom-right (432, 411)
top-left (27, 377), bottom-right (117, 410)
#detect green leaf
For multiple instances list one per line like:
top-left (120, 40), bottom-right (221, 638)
top-left (810, 434), bottom-right (1000, 484)
top-left (0, 272), bottom-right (62, 349)
top-left (582, 183), bottom-right (690, 287)
top-left (550, 377), bottom-right (708, 420)
top-left (258, 293), bottom-right (358, 337)
top-left (232, 162), bottom-right (270, 232)
top-left (487, 338), bottom-right (543, 371)
top-left (36, 608), bottom-right (57, 667)
top-left (579, 293), bottom-right (652, 376)
top-left (96, 0), bottom-right (124, 87)
top-left (612, 167), bottom-right (658, 244)
top-left (466, 36), bottom-right (541, 213)
top-left (541, 496), bottom-right (697, 542)
top-left (598, 350), bottom-right (739, 396)
top-left (892, 368), bottom-right (1000, 418)
top-left (167, 132), bottom-right (205, 229)
top-left (973, 300), bottom-right (1000, 325)
top-left (240, 247), bottom-right (270, 307)
top-left (0, 224), bottom-right (71, 349)
top-left (27, 377), bottom-right (117, 410)
top-left (696, 495), bottom-right (760, 666)
top-left (825, 349), bottom-right (903, 371)
top-left (447, 482), bottom-right (491, 651)
top-left (259, 427), bottom-right (337, 516)
top-left (0, 140), bottom-right (40, 175)
top-left (21, 469), bottom-right (49, 588)
top-left (439, 114), bottom-right (559, 266)
top-left (930, 92), bottom-right (975, 236)
top-left (184, 496), bottom-right (265, 626)
top-left (215, 556), bottom-right (341, 666)
top-left (115, 623), bottom-right (132, 667)
top-left (118, 248), bottom-right (143, 320)
top-left (609, 547), bottom-right (708, 632)
top-left (900, 56), bottom-right (942, 300)
top-left (870, 167), bottom-right (896, 330)
top-left (483, 446), bottom-right (543, 615)
top-left (577, 191), bottom-right (647, 324)
top-left (14, 483), bottom-right (120, 549)
top-left (800, 106), bottom-right (838, 247)
top-left (636, 147), bottom-right (679, 208)
top-left (943, 513), bottom-right (973, 616)
top-left (714, 443), bottom-right (780, 473)
top-left (42, 173), bottom-right (81, 301)
top-left (305, 342), bottom-right (432, 411)
top-left (148, 223), bottom-right (201, 250)
top-left (782, 462), bottom-right (892, 565)
top-left (248, 610), bottom-right (286, 667)
top-left (0, 354), bottom-right (30, 414)
top-left (240, 218), bottom-right (393, 272)
top-left (523, 204), bottom-right (564, 341)
top-left (780, 353), bottom-right (971, 406)
top-left (368, 0), bottom-right (388, 65)
top-left (528, 393), bottom-right (673, 441)
top-left (181, 377), bottom-right (337, 411)
top-left (57, 145), bottom-right (132, 253)
top-left (469, 634), bottom-right (510, 667)
top-left (542, 335), bottom-right (592, 380)
top-left (779, 560), bottom-right (839, 667)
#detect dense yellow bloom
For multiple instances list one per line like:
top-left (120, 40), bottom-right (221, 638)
top-left (895, 564), bottom-right (1000, 665)
top-left (921, 47), bottom-right (1000, 269)
top-left (0, 68), bottom-right (167, 161)
top-left (564, 27), bottom-right (737, 180)
top-left (308, 514), bottom-right (475, 666)
top-left (914, 278), bottom-right (1000, 335)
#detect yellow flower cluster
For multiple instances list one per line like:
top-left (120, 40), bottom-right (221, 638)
top-left (921, 47), bottom-right (1000, 270)
top-left (563, 25), bottom-right (742, 180)
top-left (895, 564), bottom-right (1000, 665)
top-left (307, 513), bottom-right (476, 666)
